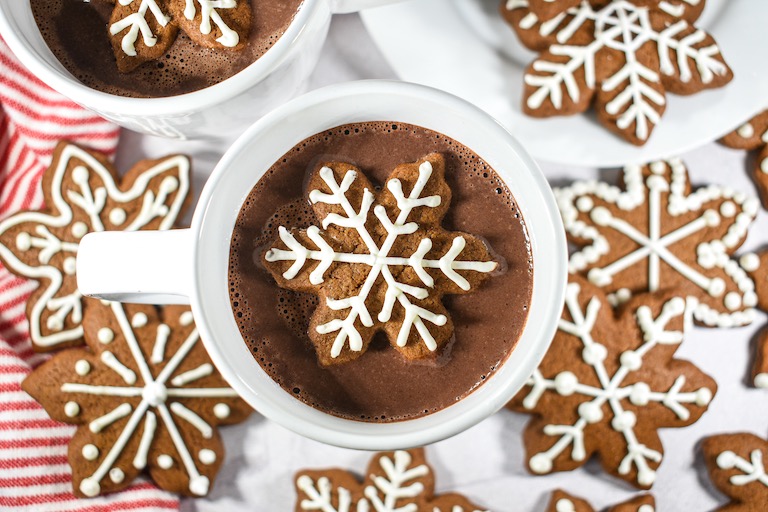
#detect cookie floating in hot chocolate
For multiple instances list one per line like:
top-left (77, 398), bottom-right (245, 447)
top-left (262, 154), bottom-right (499, 366)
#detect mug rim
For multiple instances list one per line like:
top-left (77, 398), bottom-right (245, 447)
top-left (0, 0), bottom-right (319, 117)
top-left (191, 80), bottom-right (568, 449)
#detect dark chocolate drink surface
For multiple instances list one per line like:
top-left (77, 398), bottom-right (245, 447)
top-left (229, 122), bottom-right (534, 422)
top-left (31, 0), bottom-right (301, 98)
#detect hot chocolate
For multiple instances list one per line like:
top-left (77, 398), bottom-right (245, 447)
top-left (30, 0), bottom-right (302, 98)
top-left (229, 122), bottom-right (534, 422)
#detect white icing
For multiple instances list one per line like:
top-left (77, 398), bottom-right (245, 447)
top-left (213, 403), bottom-right (230, 419)
top-left (716, 449), bottom-right (768, 487)
top-left (109, 467), bottom-right (125, 483)
top-left (557, 159), bottom-right (758, 328)
top-left (98, 327), bottom-right (115, 344)
top-left (555, 498), bottom-right (575, 512)
top-left (63, 257), bottom-right (77, 275)
top-left (133, 411), bottom-right (156, 469)
top-left (101, 351), bottom-right (137, 385)
top-left (0, 144), bottom-right (190, 349)
top-left (738, 122), bottom-right (755, 139)
top-left (638, 506), bottom-right (654, 512)
top-left (109, 208), bottom-right (127, 226)
top-left (171, 363), bottom-right (213, 386)
top-left (170, 402), bottom-right (213, 438)
top-left (180, 311), bottom-right (194, 326)
top-left (75, 359), bottom-right (91, 376)
top-left (761, 157), bottom-right (768, 175)
top-left (510, 0), bottom-right (728, 140)
top-left (82, 444), bottom-right (99, 461)
top-left (184, 0), bottom-right (240, 47)
top-left (131, 312), bottom-right (148, 328)
top-left (89, 403), bottom-right (133, 433)
top-left (151, 324), bottom-right (171, 364)
top-left (157, 454), bottom-right (174, 469)
top-left (265, 162), bottom-right (496, 359)
top-left (521, 283), bottom-right (712, 487)
top-left (198, 448), bottom-right (216, 465)
top-left (80, 477), bottom-right (100, 497)
top-left (110, 0), bottom-right (171, 57)
top-left (65, 401), bottom-right (80, 417)
top-left (740, 253), bottom-right (760, 273)
top-left (755, 372), bottom-right (768, 389)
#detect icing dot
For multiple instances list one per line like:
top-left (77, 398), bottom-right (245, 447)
top-left (630, 382), bottom-right (651, 406)
top-left (590, 206), bottom-right (611, 226)
top-left (708, 278), bottom-right (726, 297)
top-left (556, 499), bottom-right (576, 512)
top-left (72, 166), bottom-right (89, 184)
top-left (611, 410), bottom-right (636, 431)
top-left (724, 292), bottom-right (742, 311)
top-left (720, 201), bottom-right (737, 218)
top-left (75, 359), bottom-right (91, 376)
top-left (576, 196), bottom-right (593, 212)
top-left (189, 475), bottom-right (210, 496)
top-left (47, 315), bottom-right (64, 331)
top-left (142, 381), bottom-right (167, 407)
top-left (702, 209), bottom-right (720, 227)
top-left (109, 208), bottom-right (127, 226)
top-left (180, 311), bottom-right (194, 326)
top-left (737, 122), bottom-right (755, 139)
top-left (755, 373), bottom-right (768, 389)
top-left (157, 454), bottom-right (174, 469)
top-left (740, 253), bottom-right (761, 272)
top-left (163, 176), bottom-right (179, 192)
top-left (198, 449), bottom-right (216, 465)
top-left (761, 157), bottom-right (768, 174)
top-left (620, 350), bottom-right (642, 371)
top-left (717, 450), bottom-right (737, 469)
top-left (578, 401), bottom-right (603, 423)
top-left (588, 268), bottom-right (611, 286)
top-left (82, 444), bottom-right (99, 460)
top-left (213, 403), bottom-right (230, 419)
top-left (15, 232), bottom-right (31, 251)
top-left (80, 477), bottom-right (100, 497)
top-left (582, 343), bottom-right (607, 365)
top-left (131, 312), bottom-right (148, 328)
top-left (650, 161), bottom-right (666, 174)
top-left (637, 468), bottom-right (656, 487)
top-left (109, 468), bottom-right (125, 483)
top-left (553, 371), bottom-right (578, 396)
top-left (63, 257), bottom-right (77, 275)
top-left (529, 453), bottom-right (552, 474)
top-left (638, 505), bottom-right (654, 512)
top-left (696, 387), bottom-right (713, 406)
top-left (97, 327), bottom-right (114, 344)
top-left (64, 401), bottom-right (80, 417)
top-left (71, 222), bottom-right (88, 238)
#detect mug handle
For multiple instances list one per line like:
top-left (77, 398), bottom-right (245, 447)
top-left (77, 230), bottom-right (193, 305)
top-left (330, 0), bottom-right (406, 14)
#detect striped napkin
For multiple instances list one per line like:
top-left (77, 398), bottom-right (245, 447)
top-left (0, 37), bottom-right (179, 511)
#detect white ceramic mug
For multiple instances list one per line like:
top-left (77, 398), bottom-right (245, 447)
top-left (0, 0), bottom-right (399, 140)
top-left (76, 81), bottom-right (568, 450)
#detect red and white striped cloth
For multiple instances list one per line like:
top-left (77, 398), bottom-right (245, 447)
top-left (0, 37), bottom-right (179, 511)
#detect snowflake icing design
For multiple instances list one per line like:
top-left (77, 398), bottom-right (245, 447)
top-left (0, 142), bottom-right (190, 351)
top-left (508, 277), bottom-right (716, 488)
top-left (503, 0), bottom-right (732, 144)
top-left (703, 433), bottom-right (768, 511)
top-left (108, 0), bottom-right (249, 72)
top-left (22, 301), bottom-right (251, 497)
top-left (546, 489), bottom-right (655, 512)
top-left (557, 158), bottom-right (759, 328)
top-left (721, 110), bottom-right (768, 209)
top-left (295, 448), bottom-right (488, 512)
top-left (263, 154), bottom-right (498, 365)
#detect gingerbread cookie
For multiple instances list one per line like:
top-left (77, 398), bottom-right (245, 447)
top-left (263, 153), bottom-right (499, 366)
top-left (295, 448), bottom-right (487, 512)
top-left (702, 433), bottom-right (768, 511)
top-left (0, 142), bottom-right (191, 351)
top-left (507, 276), bottom-right (716, 488)
top-left (557, 158), bottom-right (759, 328)
top-left (22, 300), bottom-right (251, 498)
top-left (721, 111), bottom-right (768, 208)
top-left (735, 250), bottom-right (768, 388)
top-left (501, 0), bottom-right (732, 145)
top-left (546, 489), bottom-right (655, 512)
top-left (108, 0), bottom-right (252, 72)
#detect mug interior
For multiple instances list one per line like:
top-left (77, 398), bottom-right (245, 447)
top-left (0, 0), bottom-right (320, 116)
top-left (192, 80), bottom-right (568, 450)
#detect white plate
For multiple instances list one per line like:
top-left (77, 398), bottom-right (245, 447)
top-left (361, 0), bottom-right (768, 167)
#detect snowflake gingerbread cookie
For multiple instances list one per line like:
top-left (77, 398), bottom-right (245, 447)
top-left (262, 153), bottom-right (499, 366)
top-left (106, 0), bottom-right (252, 72)
top-left (546, 489), bottom-right (655, 512)
top-left (702, 433), bottom-right (768, 512)
top-left (0, 142), bottom-right (190, 351)
top-left (295, 448), bottom-right (488, 512)
top-left (557, 158), bottom-right (759, 328)
top-left (22, 300), bottom-right (251, 498)
top-left (507, 276), bottom-right (716, 488)
top-left (501, 0), bottom-right (732, 145)
top-left (721, 111), bottom-right (768, 208)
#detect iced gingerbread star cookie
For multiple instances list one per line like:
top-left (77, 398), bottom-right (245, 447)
top-left (557, 158), bottom-right (759, 328)
top-left (22, 300), bottom-right (251, 498)
top-left (107, 0), bottom-right (252, 72)
top-left (546, 489), bottom-right (655, 512)
top-left (501, 0), bottom-right (732, 145)
top-left (507, 276), bottom-right (716, 488)
top-left (702, 433), bottom-right (768, 511)
top-left (295, 448), bottom-right (488, 512)
top-left (262, 153), bottom-right (499, 366)
top-left (721, 111), bottom-right (768, 208)
top-left (0, 141), bottom-right (191, 351)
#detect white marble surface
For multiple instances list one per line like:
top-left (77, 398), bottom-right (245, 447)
top-left (115, 13), bottom-right (768, 512)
